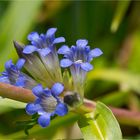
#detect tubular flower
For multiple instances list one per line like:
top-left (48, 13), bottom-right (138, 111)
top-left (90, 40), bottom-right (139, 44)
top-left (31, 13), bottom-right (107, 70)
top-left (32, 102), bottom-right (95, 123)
top-left (14, 41), bottom-right (54, 87)
top-left (26, 83), bottom-right (68, 127)
top-left (0, 59), bottom-right (36, 89)
top-left (23, 28), bottom-right (65, 56)
top-left (23, 28), bottom-right (65, 82)
top-left (0, 27), bottom-right (103, 128)
top-left (58, 39), bottom-right (103, 97)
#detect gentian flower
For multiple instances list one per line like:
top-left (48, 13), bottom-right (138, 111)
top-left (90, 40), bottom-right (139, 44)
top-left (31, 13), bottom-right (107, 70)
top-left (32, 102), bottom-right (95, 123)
top-left (23, 28), bottom-right (65, 82)
top-left (0, 59), bottom-right (37, 89)
top-left (0, 28), bottom-right (102, 128)
top-left (58, 39), bottom-right (103, 97)
top-left (23, 28), bottom-right (65, 55)
top-left (14, 41), bottom-right (54, 88)
top-left (26, 83), bottom-right (68, 127)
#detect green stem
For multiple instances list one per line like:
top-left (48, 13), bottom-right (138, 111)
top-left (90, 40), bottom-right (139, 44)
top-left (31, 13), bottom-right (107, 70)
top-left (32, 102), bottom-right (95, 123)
top-left (0, 82), bottom-right (140, 127)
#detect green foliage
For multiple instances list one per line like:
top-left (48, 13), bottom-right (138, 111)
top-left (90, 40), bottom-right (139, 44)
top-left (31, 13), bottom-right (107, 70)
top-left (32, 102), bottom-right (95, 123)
top-left (78, 102), bottom-right (122, 140)
top-left (96, 91), bottom-right (129, 107)
top-left (0, 1), bottom-right (140, 139)
top-left (127, 30), bottom-right (140, 73)
top-left (0, 98), bottom-right (26, 114)
top-left (16, 114), bottom-right (38, 135)
top-left (0, 1), bottom-right (42, 71)
top-left (111, 0), bottom-right (131, 32)
top-left (88, 68), bottom-right (140, 94)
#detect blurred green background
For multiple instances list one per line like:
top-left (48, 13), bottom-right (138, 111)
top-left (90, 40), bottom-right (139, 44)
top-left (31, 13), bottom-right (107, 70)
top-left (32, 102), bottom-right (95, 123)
top-left (0, 0), bottom-right (140, 139)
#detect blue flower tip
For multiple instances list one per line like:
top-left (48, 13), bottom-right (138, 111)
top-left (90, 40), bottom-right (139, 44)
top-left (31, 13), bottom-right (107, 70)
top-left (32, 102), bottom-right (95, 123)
top-left (76, 39), bottom-right (88, 47)
top-left (23, 45), bottom-right (37, 54)
top-left (32, 84), bottom-right (43, 97)
top-left (28, 32), bottom-right (39, 41)
top-left (38, 115), bottom-right (50, 128)
top-left (26, 103), bottom-right (36, 115)
top-left (5, 60), bottom-right (13, 70)
top-left (55, 103), bottom-right (68, 116)
top-left (60, 59), bottom-right (73, 68)
top-left (51, 82), bottom-right (64, 96)
top-left (46, 28), bottom-right (57, 37)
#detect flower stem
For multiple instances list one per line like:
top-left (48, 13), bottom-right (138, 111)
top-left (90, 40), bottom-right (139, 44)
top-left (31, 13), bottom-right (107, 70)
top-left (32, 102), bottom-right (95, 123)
top-left (0, 82), bottom-right (35, 103)
top-left (0, 82), bottom-right (140, 126)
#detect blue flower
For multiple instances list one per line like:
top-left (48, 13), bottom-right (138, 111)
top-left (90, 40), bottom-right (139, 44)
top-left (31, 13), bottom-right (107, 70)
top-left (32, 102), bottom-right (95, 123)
top-left (0, 59), bottom-right (37, 89)
top-left (58, 39), bottom-right (103, 97)
top-left (23, 28), bottom-right (65, 56)
top-left (14, 41), bottom-right (55, 87)
top-left (26, 83), bottom-right (68, 127)
top-left (58, 39), bottom-right (103, 71)
top-left (22, 28), bottom-right (65, 83)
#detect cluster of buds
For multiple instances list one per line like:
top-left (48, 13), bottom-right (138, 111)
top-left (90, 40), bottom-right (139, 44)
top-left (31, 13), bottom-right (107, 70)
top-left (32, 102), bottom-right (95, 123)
top-left (0, 28), bottom-right (102, 127)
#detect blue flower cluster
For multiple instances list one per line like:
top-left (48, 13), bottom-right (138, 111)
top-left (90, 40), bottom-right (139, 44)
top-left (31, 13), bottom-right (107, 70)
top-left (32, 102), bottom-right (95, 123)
top-left (58, 39), bottom-right (102, 97)
top-left (0, 59), bottom-right (36, 89)
top-left (23, 28), bottom-right (65, 56)
top-left (0, 28), bottom-right (102, 127)
top-left (23, 28), bottom-right (65, 83)
top-left (26, 83), bottom-right (68, 127)
top-left (58, 39), bottom-right (102, 71)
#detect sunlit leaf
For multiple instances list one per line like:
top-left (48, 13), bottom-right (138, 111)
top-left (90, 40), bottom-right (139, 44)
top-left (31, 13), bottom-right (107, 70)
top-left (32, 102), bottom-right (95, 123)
top-left (111, 0), bottom-right (130, 32)
top-left (0, 1), bottom-right (42, 71)
top-left (96, 91), bottom-right (129, 107)
top-left (127, 30), bottom-right (140, 73)
top-left (78, 102), bottom-right (122, 140)
top-left (88, 68), bottom-right (140, 94)
top-left (0, 98), bottom-right (26, 114)
top-left (0, 113), bottom-right (79, 139)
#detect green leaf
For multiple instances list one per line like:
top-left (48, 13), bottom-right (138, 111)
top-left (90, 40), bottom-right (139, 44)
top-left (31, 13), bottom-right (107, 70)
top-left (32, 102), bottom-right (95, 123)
top-left (0, 1), bottom-right (42, 71)
top-left (0, 113), bottom-right (79, 139)
top-left (16, 114), bottom-right (39, 135)
top-left (88, 68), bottom-right (140, 94)
top-left (96, 91), bottom-right (129, 107)
top-left (78, 102), bottom-right (122, 140)
top-left (127, 30), bottom-right (140, 73)
top-left (0, 98), bottom-right (26, 114)
top-left (111, 0), bottom-right (130, 32)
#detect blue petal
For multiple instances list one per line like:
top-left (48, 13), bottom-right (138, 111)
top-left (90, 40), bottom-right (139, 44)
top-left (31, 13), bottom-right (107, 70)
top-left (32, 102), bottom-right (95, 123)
top-left (5, 60), bottom-right (13, 70)
top-left (26, 103), bottom-right (37, 115)
top-left (38, 114), bottom-right (51, 127)
top-left (46, 28), bottom-right (57, 37)
top-left (81, 62), bottom-right (93, 72)
top-left (60, 59), bottom-right (73, 68)
top-left (16, 59), bottom-right (25, 70)
top-left (51, 83), bottom-right (64, 96)
top-left (32, 84), bottom-right (43, 97)
top-left (53, 37), bottom-right (65, 44)
top-left (57, 45), bottom-right (70, 54)
top-left (28, 32), bottom-right (40, 41)
top-left (76, 39), bottom-right (88, 47)
top-left (15, 76), bottom-right (25, 87)
top-left (89, 48), bottom-right (103, 58)
top-left (38, 48), bottom-right (51, 57)
top-left (0, 76), bottom-right (10, 83)
top-left (55, 103), bottom-right (68, 116)
top-left (44, 88), bottom-right (52, 96)
top-left (40, 34), bottom-right (47, 42)
top-left (23, 45), bottom-right (37, 54)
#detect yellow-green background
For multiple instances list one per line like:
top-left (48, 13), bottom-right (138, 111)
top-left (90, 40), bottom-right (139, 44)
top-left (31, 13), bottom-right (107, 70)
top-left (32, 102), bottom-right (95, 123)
top-left (0, 1), bottom-right (140, 139)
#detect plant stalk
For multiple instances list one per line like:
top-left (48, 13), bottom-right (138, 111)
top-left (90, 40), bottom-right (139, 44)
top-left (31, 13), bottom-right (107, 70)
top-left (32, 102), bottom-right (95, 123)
top-left (0, 82), bottom-right (140, 126)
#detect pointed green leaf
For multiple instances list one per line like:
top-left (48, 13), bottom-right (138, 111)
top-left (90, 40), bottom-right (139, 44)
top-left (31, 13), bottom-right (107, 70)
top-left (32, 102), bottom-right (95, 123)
top-left (111, 0), bottom-right (130, 32)
top-left (0, 1), bottom-right (42, 71)
top-left (78, 102), bottom-right (122, 140)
